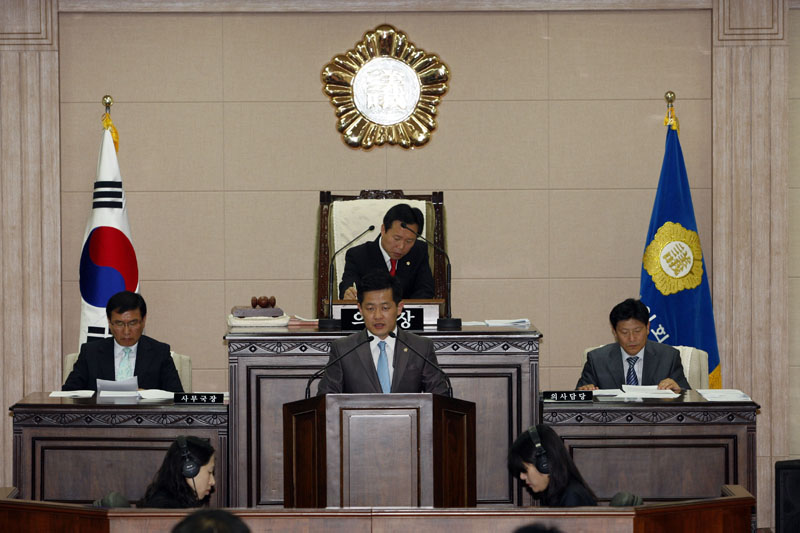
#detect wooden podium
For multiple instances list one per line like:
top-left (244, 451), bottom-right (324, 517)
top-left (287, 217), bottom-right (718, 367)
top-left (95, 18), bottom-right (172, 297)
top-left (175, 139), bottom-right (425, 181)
top-left (283, 393), bottom-right (476, 508)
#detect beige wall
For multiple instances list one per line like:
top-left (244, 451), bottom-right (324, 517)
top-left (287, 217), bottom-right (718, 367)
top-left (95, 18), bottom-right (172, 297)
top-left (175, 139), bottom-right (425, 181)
top-left (0, 0), bottom-right (790, 528)
top-left (59, 10), bottom-right (713, 394)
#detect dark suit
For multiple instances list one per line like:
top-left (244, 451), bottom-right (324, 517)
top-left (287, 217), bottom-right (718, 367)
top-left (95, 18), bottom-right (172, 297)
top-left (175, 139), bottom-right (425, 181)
top-left (338, 237), bottom-right (435, 299)
top-left (317, 328), bottom-right (448, 395)
top-left (63, 335), bottom-right (183, 392)
top-left (576, 340), bottom-right (690, 390)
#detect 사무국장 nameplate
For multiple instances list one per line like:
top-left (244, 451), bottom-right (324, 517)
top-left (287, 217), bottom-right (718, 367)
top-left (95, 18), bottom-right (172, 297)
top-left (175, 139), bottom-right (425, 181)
top-left (174, 393), bottom-right (224, 404)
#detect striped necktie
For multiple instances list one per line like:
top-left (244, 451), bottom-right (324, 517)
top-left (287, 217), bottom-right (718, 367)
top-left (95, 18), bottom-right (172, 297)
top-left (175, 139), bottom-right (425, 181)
top-left (626, 356), bottom-right (639, 386)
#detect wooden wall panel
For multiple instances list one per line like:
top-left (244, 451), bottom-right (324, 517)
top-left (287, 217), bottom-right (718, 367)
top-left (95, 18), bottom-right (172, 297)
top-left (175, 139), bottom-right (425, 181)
top-left (712, 0), bottom-right (789, 526)
top-left (0, 0), bottom-right (61, 487)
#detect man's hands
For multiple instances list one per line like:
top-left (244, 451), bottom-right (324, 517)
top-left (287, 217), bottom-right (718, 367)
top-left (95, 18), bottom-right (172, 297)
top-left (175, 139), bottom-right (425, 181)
top-left (577, 380), bottom-right (682, 393)
top-left (342, 286), bottom-right (357, 300)
top-left (657, 378), bottom-right (682, 393)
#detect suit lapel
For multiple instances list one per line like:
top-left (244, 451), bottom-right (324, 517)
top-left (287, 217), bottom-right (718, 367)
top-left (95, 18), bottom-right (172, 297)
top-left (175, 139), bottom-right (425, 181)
top-left (641, 342), bottom-right (657, 385)
top-left (391, 330), bottom-right (411, 392)
top-left (369, 238), bottom-right (386, 269)
top-left (609, 345), bottom-right (626, 386)
top-left (354, 330), bottom-right (382, 393)
top-left (99, 338), bottom-right (116, 380)
top-left (133, 336), bottom-right (147, 376)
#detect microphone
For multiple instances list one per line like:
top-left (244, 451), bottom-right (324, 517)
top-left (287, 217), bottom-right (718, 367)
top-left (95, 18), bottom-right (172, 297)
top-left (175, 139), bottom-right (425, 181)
top-left (400, 222), bottom-right (461, 330)
top-left (390, 331), bottom-right (453, 398)
top-left (319, 224), bottom-right (375, 331)
top-left (305, 334), bottom-right (374, 399)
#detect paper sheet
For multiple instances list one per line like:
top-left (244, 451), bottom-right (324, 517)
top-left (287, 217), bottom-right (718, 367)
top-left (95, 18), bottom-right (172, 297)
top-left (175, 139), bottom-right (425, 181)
top-left (697, 389), bottom-right (752, 402)
top-left (97, 377), bottom-right (138, 392)
top-left (617, 385), bottom-right (678, 398)
top-left (49, 390), bottom-right (94, 398)
top-left (590, 389), bottom-right (623, 396)
top-left (138, 389), bottom-right (175, 400)
top-left (98, 390), bottom-right (139, 398)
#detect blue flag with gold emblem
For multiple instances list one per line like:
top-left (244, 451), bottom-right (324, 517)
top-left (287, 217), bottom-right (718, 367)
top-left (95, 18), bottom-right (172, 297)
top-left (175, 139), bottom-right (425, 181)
top-left (639, 111), bottom-right (721, 388)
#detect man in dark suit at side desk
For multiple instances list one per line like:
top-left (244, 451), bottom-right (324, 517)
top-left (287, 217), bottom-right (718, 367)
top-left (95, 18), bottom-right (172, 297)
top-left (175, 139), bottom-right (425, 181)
top-left (63, 290), bottom-right (183, 392)
top-left (338, 203), bottom-right (435, 301)
top-left (319, 270), bottom-right (448, 395)
top-left (576, 298), bottom-right (690, 393)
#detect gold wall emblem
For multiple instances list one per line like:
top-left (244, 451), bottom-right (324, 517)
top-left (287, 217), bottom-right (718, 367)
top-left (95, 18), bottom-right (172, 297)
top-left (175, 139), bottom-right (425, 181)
top-left (643, 222), bottom-right (704, 295)
top-left (321, 25), bottom-right (449, 150)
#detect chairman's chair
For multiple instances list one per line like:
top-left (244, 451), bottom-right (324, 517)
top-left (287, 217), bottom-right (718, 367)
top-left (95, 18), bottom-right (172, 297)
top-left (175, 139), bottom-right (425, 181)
top-left (316, 190), bottom-right (447, 318)
top-left (581, 344), bottom-right (709, 390)
top-left (63, 350), bottom-right (193, 392)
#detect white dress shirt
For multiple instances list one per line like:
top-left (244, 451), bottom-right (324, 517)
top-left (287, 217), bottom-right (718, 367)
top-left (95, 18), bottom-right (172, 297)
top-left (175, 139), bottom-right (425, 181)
top-left (620, 345), bottom-right (644, 384)
top-left (114, 340), bottom-right (139, 380)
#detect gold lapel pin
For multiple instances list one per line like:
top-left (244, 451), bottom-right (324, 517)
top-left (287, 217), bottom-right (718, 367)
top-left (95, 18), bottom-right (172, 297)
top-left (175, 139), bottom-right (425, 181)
top-left (405, 261), bottom-right (411, 266)
top-left (404, 347), bottom-right (408, 352)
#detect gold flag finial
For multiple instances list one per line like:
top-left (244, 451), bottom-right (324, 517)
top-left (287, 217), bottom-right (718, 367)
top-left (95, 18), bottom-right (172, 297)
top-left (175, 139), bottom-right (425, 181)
top-left (663, 90), bottom-right (679, 134)
top-left (101, 95), bottom-right (119, 152)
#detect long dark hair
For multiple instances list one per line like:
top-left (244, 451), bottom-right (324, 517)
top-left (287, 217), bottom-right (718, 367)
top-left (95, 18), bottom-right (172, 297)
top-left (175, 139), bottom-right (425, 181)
top-left (143, 436), bottom-right (215, 508)
top-left (508, 424), bottom-right (596, 505)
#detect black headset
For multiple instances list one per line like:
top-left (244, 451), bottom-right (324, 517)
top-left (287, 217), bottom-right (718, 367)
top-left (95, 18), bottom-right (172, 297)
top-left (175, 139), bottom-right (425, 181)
top-left (176, 435), bottom-right (201, 479)
top-left (526, 425), bottom-right (551, 474)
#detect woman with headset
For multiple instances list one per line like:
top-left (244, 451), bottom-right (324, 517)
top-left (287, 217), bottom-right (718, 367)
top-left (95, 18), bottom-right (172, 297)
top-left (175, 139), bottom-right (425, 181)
top-left (142, 435), bottom-right (216, 508)
top-left (508, 424), bottom-right (597, 507)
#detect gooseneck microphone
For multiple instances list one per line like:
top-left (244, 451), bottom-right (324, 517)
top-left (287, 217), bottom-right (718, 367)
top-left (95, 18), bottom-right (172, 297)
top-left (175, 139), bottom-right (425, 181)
top-left (305, 334), bottom-right (374, 398)
top-left (390, 331), bottom-right (453, 398)
top-left (318, 224), bottom-right (375, 331)
top-left (400, 222), bottom-right (461, 330)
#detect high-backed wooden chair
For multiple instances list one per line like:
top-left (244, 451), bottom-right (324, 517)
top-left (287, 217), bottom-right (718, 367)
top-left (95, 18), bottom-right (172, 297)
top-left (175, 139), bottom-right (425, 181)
top-left (316, 190), bottom-right (446, 318)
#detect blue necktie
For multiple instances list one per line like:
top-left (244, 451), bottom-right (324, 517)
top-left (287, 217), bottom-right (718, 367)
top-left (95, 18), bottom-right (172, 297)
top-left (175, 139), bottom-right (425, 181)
top-left (377, 340), bottom-right (391, 393)
top-left (626, 356), bottom-right (639, 386)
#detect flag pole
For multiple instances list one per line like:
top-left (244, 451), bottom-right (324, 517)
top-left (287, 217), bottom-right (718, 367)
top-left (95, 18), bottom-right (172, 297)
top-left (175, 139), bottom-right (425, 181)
top-left (663, 90), bottom-right (679, 134)
top-left (102, 94), bottom-right (113, 114)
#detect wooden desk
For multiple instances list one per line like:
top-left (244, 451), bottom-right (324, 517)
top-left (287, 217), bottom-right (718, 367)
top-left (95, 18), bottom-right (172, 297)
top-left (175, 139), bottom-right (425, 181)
top-left (542, 391), bottom-right (758, 504)
top-left (10, 392), bottom-right (228, 505)
top-left (0, 485), bottom-right (756, 533)
top-left (226, 326), bottom-right (541, 508)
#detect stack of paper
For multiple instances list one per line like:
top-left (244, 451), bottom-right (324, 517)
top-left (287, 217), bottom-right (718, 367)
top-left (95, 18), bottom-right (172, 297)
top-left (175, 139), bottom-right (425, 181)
top-left (697, 389), bottom-right (752, 402)
top-left (462, 318), bottom-right (530, 327)
top-left (616, 385), bottom-right (679, 399)
top-left (49, 390), bottom-right (94, 398)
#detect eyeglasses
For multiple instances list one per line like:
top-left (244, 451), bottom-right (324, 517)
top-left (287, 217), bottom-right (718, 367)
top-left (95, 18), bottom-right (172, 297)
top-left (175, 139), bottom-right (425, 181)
top-left (110, 319), bottom-right (141, 329)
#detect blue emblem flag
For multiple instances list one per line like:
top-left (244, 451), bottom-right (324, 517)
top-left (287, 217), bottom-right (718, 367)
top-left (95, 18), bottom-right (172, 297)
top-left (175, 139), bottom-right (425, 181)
top-left (639, 107), bottom-right (721, 388)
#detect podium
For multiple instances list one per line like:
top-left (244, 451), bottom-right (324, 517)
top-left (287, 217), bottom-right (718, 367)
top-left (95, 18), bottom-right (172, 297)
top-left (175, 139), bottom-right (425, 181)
top-left (283, 393), bottom-right (476, 508)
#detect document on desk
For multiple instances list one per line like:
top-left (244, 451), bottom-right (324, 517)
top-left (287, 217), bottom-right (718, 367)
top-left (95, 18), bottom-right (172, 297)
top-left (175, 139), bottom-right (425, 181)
top-left (138, 389), bottom-right (175, 400)
top-left (617, 385), bottom-right (678, 398)
top-left (591, 389), bottom-right (623, 396)
top-left (98, 390), bottom-right (139, 398)
top-left (96, 377), bottom-right (138, 393)
top-left (697, 389), bottom-right (752, 401)
top-left (49, 390), bottom-right (94, 398)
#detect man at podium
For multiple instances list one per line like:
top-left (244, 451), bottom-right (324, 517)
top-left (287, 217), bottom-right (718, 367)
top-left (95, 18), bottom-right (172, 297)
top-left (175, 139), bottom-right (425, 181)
top-left (318, 270), bottom-right (448, 395)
